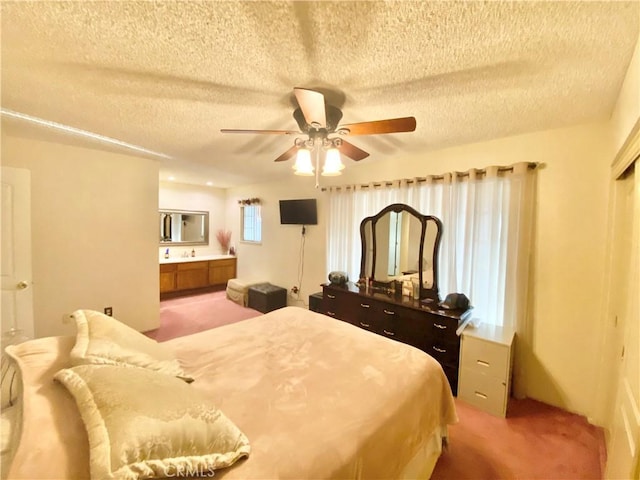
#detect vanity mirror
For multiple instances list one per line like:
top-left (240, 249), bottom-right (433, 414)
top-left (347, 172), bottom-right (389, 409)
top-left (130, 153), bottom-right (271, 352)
top-left (359, 203), bottom-right (442, 301)
top-left (159, 209), bottom-right (209, 246)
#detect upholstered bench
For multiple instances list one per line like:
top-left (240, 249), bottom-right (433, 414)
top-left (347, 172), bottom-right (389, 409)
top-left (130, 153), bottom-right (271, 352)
top-left (248, 283), bottom-right (287, 313)
top-left (226, 278), bottom-right (263, 307)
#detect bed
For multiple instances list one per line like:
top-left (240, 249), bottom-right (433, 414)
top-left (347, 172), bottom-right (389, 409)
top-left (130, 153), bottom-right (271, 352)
top-left (3, 306), bottom-right (456, 479)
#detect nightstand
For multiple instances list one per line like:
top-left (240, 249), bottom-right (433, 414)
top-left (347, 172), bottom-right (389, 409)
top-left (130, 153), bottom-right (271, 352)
top-left (458, 323), bottom-right (515, 417)
top-left (309, 292), bottom-right (323, 313)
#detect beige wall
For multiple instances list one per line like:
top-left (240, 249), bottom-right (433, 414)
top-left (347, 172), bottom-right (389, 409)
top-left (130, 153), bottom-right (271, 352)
top-left (1, 133), bottom-right (160, 336)
top-left (227, 120), bottom-right (613, 418)
top-left (225, 182), bottom-right (326, 307)
top-left (159, 182), bottom-right (227, 260)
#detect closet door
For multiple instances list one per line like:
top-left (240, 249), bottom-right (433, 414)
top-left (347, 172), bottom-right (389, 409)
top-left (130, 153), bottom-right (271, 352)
top-left (605, 164), bottom-right (639, 479)
top-left (1, 167), bottom-right (34, 340)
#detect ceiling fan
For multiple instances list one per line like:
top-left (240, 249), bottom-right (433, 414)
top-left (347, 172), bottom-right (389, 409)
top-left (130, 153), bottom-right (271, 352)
top-left (220, 87), bottom-right (417, 169)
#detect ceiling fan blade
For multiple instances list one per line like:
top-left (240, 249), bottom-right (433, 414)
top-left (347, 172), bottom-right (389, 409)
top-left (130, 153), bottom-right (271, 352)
top-left (221, 129), bottom-right (299, 135)
top-left (339, 117), bottom-right (417, 136)
top-left (294, 88), bottom-right (326, 128)
top-left (274, 145), bottom-right (299, 162)
top-left (338, 140), bottom-right (369, 161)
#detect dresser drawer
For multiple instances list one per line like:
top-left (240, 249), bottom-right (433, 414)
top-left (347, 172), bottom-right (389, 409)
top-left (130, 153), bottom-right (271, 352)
top-left (322, 287), bottom-right (355, 320)
top-left (461, 336), bottom-right (510, 380)
top-left (458, 367), bottom-right (507, 417)
top-left (375, 303), bottom-right (426, 348)
top-left (352, 299), bottom-right (381, 332)
top-left (322, 291), bottom-right (341, 319)
top-left (374, 308), bottom-right (400, 340)
top-left (425, 340), bottom-right (459, 367)
top-left (428, 315), bottom-right (459, 343)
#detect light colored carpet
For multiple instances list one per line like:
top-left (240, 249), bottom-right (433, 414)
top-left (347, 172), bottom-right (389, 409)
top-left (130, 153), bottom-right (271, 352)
top-left (146, 290), bottom-right (261, 342)
top-left (432, 398), bottom-right (605, 479)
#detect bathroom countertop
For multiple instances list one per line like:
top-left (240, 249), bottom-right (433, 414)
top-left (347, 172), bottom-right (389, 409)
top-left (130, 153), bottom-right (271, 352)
top-left (159, 254), bottom-right (235, 265)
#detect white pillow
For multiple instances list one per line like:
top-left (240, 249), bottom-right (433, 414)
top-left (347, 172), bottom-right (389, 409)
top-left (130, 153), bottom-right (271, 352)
top-left (54, 364), bottom-right (250, 479)
top-left (69, 309), bottom-right (192, 381)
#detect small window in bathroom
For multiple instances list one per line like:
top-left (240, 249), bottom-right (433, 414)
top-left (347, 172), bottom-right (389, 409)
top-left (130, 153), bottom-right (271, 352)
top-left (241, 204), bottom-right (262, 243)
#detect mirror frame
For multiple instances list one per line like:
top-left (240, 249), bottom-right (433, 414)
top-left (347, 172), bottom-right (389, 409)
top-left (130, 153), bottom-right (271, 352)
top-left (359, 203), bottom-right (443, 301)
top-left (159, 209), bottom-right (210, 246)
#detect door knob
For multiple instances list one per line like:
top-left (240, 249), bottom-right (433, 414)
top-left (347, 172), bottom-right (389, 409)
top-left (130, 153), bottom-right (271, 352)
top-left (17, 280), bottom-right (29, 290)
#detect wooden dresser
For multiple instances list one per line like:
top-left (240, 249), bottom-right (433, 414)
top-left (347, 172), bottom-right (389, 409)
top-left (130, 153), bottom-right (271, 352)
top-left (321, 282), bottom-right (471, 394)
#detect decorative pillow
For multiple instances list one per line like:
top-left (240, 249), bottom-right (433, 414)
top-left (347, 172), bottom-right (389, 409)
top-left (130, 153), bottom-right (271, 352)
top-left (1, 355), bottom-right (19, 409)
top-left (54, 364), bottom-right (250, 480)
top-left (69, 309), bottom-right (192, 381)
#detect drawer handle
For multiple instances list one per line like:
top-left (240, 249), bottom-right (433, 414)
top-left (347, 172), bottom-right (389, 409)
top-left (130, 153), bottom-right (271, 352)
top-left (476, 360), bottom-right (490, 367)
top-left (434, 323), bottom-right (447, 329)
top-left (327, 294), bottom-right (336, 299)
top-left (327, 311), bottom-right (336, 317)
top-left (432, 346), bottom-right (446, 353)
top-left (360, 303), bottom-right (370, 308)
top-left (474, 391), bottom-right (488, 399)
top-left (383, 309), bottom-right (395, 315)
top-left (359, 321), bottom-right (371, 328)
top-left (383, 329), bottom-right (395, 336)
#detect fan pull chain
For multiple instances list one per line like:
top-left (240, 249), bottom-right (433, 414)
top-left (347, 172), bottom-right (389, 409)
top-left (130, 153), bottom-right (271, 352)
top-left (315, 144), bottom-right (320, 189)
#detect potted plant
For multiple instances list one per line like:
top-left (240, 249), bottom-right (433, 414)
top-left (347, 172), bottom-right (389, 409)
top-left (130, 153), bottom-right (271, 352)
top-left (216, 229), bottom-right (232, 254)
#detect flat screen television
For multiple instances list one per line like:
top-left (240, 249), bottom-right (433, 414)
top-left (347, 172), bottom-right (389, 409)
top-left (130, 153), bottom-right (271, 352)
top-left (279, 198), bottom-right (318, 225)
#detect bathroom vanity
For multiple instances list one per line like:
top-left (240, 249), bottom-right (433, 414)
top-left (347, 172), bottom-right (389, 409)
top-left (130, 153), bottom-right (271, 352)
top-left (160, 255), bottom-right (236, 298)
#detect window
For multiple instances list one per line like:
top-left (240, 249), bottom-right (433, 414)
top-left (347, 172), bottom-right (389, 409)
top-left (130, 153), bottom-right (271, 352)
top-left (241, 204), bottom-right (262, 243)
top-left (326, 163), bottom-right (536, 328)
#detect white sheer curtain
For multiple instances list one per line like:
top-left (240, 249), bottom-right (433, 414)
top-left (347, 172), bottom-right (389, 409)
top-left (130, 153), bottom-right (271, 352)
top-left (327, 181), bottom-right (406, 283)
top-left (326, 163), bottom-right (536, 395)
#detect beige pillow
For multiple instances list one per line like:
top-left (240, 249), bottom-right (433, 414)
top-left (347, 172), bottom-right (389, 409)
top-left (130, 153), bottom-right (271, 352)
top-left (1, 355), bottom-right (19, 409)
top-left (69, 309), bottom-right (191, 380)
top-left (54, 364), bottom-right (250, 479)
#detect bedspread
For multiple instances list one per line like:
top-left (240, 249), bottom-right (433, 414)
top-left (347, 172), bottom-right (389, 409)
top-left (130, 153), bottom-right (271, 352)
top-left (6, 306), bottom-right (456, 479)
top-left (167, 307), bottom-right (457, 479)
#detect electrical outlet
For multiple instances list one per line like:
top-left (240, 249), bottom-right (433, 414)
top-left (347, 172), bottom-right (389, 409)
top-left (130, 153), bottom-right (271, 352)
top-left (104, 307), bottom-right (113, 316)
top-left (291, 286), bottom-right (299, 294)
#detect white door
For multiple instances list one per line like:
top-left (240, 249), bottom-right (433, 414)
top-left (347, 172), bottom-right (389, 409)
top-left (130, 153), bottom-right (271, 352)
top-left (605, 165), bottom-right (640, 479)
top-left (1, 167), bottom-right (34, 343)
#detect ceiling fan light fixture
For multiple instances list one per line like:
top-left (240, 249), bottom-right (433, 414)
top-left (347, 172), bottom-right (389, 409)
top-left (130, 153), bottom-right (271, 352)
top-left (221, 88), bottom-right (416, 182)
top-left (321, 148), bottom-right (344, 176)
top-left (293, 148), bottom-right (314, 176)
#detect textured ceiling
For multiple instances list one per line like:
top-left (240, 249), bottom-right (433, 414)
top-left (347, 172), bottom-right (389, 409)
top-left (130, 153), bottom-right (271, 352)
top-left (1, 1), bottom-right (639, 188)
